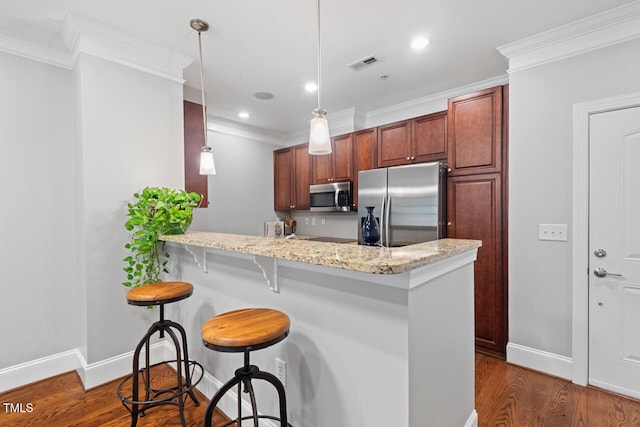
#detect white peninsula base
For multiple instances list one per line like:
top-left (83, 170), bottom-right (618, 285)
top-left (162, 235), bottom-right (479, 427)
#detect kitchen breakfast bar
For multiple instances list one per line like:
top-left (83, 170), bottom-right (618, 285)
top-left (160, 231), bottom-right (480, 427)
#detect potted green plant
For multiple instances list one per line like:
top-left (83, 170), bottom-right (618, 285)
top-left (123, 186), bottom-right (201, 288)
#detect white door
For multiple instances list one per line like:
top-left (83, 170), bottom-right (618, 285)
top-left (589, 106), bottom-right (640, 398)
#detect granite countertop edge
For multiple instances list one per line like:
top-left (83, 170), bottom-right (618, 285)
top-left (160, 231), bottom-right (481, 275)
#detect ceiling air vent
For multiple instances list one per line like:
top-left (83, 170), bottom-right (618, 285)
top-left (348, 55), bottom-right (379, 71)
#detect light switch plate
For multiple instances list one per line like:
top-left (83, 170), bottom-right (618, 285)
top-left (539, 224), bottom-right (568, 241)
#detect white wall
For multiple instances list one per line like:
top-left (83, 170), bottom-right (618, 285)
top-left (508, 37), bottom-right (640, 358)
top-left (0, 52), bottom-right (78, 369)
top-left (0, 42), bottom-right (191, 386)
top-left (74, 53), bottom-right (186, 364)
top-left (190, 131), bottom-right (278, 237)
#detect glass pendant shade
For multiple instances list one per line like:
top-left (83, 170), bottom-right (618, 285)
top-left (308, 109), bottom-right (331, 155)
top-left (199, 146), bottom-right (216, 175)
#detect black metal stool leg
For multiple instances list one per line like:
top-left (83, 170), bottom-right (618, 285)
top-left (204, 376), bottom-right (243, 427)
top-left (130, 321), bottom-right (163, 426)
top-left (164, 326), bottom-right (188, 427)
top-left (169, 319), bottom-right (200, 406)
top-left (243, 378), bottom-right (259, 427)
top-left (253, 370), bottom-right (289, 427)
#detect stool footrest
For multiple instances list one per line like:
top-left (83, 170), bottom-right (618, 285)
top-left (218, 414), bottom-right (293, 427)
top-left (117, 360), bottom-right (203, 412)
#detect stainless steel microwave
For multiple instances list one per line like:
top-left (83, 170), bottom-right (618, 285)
top-left (309, 181), bottom-right (352, 212)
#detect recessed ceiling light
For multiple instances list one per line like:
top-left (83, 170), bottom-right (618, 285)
top-left (238, 111), bottom-right (250, 119)
top-left (411, 37), bottom-right (430, 50)
top-left (254, 92), bottom-right (274, 100)
top-left (305, 82), bottom-right (318, 92)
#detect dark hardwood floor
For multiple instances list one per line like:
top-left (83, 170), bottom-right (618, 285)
top-left (2, 354), bottom-right (640, 426)
top-left (476, 353), bottom-right (640, 426)
top-left (0, 363), bottom-right (229, 426)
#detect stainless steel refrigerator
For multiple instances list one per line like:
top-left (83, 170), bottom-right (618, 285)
top-left (357, 162), bottom-right (447, 246)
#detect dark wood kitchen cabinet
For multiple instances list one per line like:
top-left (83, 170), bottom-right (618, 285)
top-left (273, 143), bottom-right (310, 210)
top-left (351, 128), bottom-right (377, 209)
top-left (446, 84), bottom-right (508, 358)
top-left (448, 173), bottom-right (506, 358)
top-left (412, 111), bottom-right (448, 162)
top-left (447, 86), bottom-right (503, 176)
top-left (376, 119), bottom-right (411, 167)
top-left (376, 111), bottom-right (447, 168)
top-left (312, 133), bottom-right (353, 184)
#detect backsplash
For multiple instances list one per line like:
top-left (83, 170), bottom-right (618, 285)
top-left (285, 211), bottom-right (359, 239)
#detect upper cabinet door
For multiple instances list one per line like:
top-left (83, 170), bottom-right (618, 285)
top-left (413, 111), bottom-right (447, 162)
top-left (273, 148), bottom-right (293, 210)
top-left (311, 133), bottom-right (353, 184)
top-left (332, 133), bottom-right (353, 182)
top-left (292, 144), bottom-right (311, 209)
top-left (447, 86), bottom-right (503, 176)
top-left (376, 120), bottom-right (412, 168)
top-left (311, 151), bottom-right (332, 184)
top-left (352, 128), bottom-right (376, 209)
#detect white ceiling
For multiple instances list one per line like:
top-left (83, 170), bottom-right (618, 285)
top-left (0, 0), bottom-right (634, 137)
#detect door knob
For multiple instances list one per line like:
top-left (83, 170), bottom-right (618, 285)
top-left (593, 267), bottom-right (622, 278)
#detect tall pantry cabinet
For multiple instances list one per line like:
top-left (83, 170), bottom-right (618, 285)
top-left (447, 85), bottom-right (508, 358)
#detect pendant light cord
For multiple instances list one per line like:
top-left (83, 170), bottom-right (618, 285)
top-left (196, 30), bottom-right (208, 147)
top-left (316, 0), bottom-right (322, 111)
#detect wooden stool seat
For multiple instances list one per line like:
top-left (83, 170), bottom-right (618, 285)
top-left (202, 308), bottom-right (291, 426)
top-left (202, 308), bottom-right (290, 352)
top-left (126, 281), bottom-right (193, 306)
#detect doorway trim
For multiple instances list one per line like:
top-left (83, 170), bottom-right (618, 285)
top-left (571, 91), bottom-right (640, 386)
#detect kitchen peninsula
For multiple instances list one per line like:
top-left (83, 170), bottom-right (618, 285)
top-left (161, 231), bottom-right (480, 427)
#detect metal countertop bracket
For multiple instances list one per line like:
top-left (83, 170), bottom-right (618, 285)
top-left (253, 255), bottom-right (279, 293)
top-left (182, 244), bottom-right (208, 273)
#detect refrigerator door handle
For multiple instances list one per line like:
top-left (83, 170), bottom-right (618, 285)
top-left (379, 196), bottom-right (386, 246)
top-left (385, 195), bottom-right (391, 246)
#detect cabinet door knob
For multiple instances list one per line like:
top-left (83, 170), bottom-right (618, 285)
top-left (447, 221), bottom-right (452, 227)
top-left (406, 157), bottom-right (411, 161)
top-left (411, 156), bottom-right (416, 160)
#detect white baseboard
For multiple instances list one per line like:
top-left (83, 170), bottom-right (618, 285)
top-left (464, 410), bottom-right (478, 427)
top-left (1, 341), bottom-right (170, 393)
top-left (0, 349), bottom-right (83, 393)
top-left (1, 343), bottom-right (277, 426)
top-left (81, 341), bottom-right (169, 389)
top-left (507, 342), bottom-right (573, 380)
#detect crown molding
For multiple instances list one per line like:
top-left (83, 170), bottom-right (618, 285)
top-left (0, 28), bottom-right (72, 68)
top-left (0, 13), bottom-right (192, 83)
top-left (365, 74), bottom-right (508, 128)
top-left (498, 1), bottom-right (640, 72)
top-left (62, 13), bottom-right (192, 83)
top-left (207, 115), bottom-right (288, 147)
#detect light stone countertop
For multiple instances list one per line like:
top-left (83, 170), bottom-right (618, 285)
top-left (161, 231), bottom-right (481, 275)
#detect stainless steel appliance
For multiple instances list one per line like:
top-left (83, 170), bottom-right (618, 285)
top-left (357, 162), bottom-right (447, 246)
top-left (310, 181), bottom-right (352, 212)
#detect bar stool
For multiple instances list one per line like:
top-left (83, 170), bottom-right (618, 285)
top-left (117, 281), bottom-right (203, 427)
top-left (202, 308), bottom-right (291, 427)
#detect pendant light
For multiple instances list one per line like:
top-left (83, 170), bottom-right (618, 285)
top-left (308, 0), bottom-right (332, 155)
top-left (190, 18), bottom-right (216, 175)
